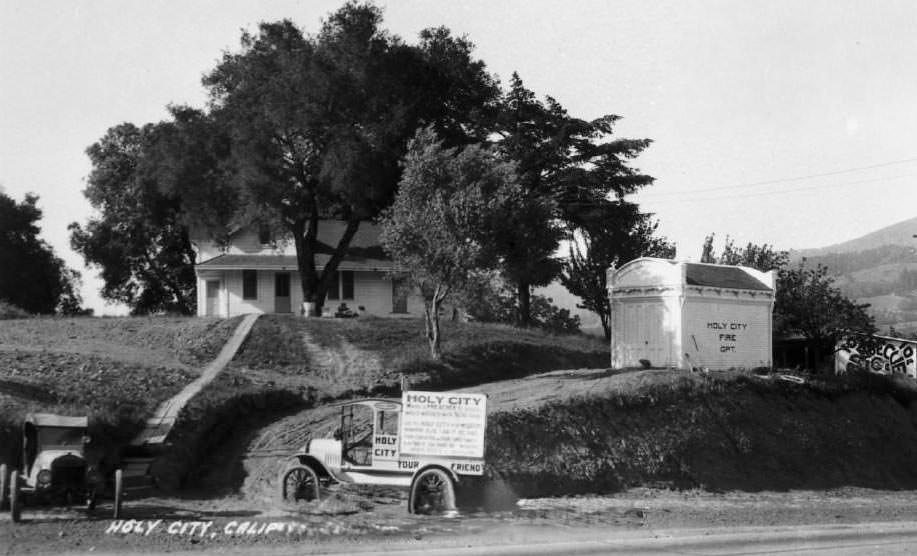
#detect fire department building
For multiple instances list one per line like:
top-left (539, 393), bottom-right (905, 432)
top-left (607, 258), bottom-right (776, 371)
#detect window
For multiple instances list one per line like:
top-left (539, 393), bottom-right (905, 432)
top-left (327, 271), bottom-right (339, 301)
top-left (242, 270), bottom-right (257, 300)
top-left (341, 271), bottom-right (354, 300)
top-left (326, 270), bottom-right (355, 301)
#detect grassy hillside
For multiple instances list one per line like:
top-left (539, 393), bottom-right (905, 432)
top-left (148, 314), bottom-right (607, 492)
top-left (230, 314), bottom-right (607, 397)
top-left (797, 215), bottom-right (917, 255)
top-left (484, 370), bottom-right (917, 496)
top-left (0, 316), bottom-right (241, 469)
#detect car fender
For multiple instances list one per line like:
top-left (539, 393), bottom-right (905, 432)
top-left (411, 464), bottom-right (459, 487)
top-left (288, 455), bottom-right (334, 480)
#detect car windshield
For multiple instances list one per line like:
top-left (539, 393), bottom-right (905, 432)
top-left (37, 426), bottom-right (85, 447)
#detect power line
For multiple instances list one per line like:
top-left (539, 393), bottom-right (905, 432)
top-left (638, 156), bottom-right (917, 198)
top-left (637, 172), bottom-right (917, 205)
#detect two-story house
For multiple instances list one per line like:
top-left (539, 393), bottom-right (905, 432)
top-left (191, 220), bottom-right (421, 318)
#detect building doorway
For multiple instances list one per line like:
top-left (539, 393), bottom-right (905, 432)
top-left (274, 273), bottom-right (291, 313)
top-left (205, 280), bottom-right (221, 316)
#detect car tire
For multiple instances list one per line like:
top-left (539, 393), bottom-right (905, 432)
top-left (281, 465), bottom-right (320, 503)
top-left (408, 468), bottom-right (456, 515)
top-left (10, 470), bottom-right (22, 523)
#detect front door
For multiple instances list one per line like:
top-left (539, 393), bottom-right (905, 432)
top-left (274, 273), bottom-right (291, 313)
top-left (205, 280), bottom-right (220, 316)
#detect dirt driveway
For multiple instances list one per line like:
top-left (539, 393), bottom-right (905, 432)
top-left (5, 487), bottom-right (917, 555)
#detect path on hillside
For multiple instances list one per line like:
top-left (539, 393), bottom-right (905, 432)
top-left (132, 313), bottom-right (260, 446)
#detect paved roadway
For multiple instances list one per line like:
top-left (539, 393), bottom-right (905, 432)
top-left (53, 520), bottom-right (917, 556)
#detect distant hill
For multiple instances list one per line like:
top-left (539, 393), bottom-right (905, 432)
top-left (790, 216), bottom-right (917, 335)
top-left (796, 216), bottom-right (917, 257)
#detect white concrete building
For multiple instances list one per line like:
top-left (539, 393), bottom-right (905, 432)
top-left (608, 258), bottom-right (775, 371)
top-left (191, 221), bottom-right (422, 318)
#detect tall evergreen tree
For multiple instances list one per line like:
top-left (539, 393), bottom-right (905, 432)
top-left (493, 73), bottom-right (654, 325)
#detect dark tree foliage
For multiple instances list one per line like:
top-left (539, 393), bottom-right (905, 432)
top-left (197, 3), bottom-right (500, 315)
top-left (1, 192), bottom-right (83, 314)
top-left (70, 120), bottom-right (198, 314)
top-left (492, 73), bottom-right (654, 326)
top-left (562, 200), bottom-right (674, 340)
top-left (775, 259), bottom-right (876, 360)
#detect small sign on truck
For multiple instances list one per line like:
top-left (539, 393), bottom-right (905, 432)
top-left (279, 390), bottom-right (487, 515)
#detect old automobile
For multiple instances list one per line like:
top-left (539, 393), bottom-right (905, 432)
top-left (279, 390), bottom-right (487, 515)
top-left (1, 413), bottom-right (122, 522)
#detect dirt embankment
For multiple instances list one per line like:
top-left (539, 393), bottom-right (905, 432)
top-left (227, 368), bottom-right (917, 506)
top-left (485, 371), bottom-right (917, 497)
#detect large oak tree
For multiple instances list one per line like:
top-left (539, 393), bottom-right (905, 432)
top-left (197, 3), bottom-right (499, 315)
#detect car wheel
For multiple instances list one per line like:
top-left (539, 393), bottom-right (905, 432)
top-left (10, 470), bottom-right (22, 523)
top-left (281, 466), bottom-right (320, 503)
top-left (408, 468), bottom-right (456, 515)
top-left (113, 469), bottom-right (123, 519)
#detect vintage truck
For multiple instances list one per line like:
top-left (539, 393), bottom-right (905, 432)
top-left (279, 390), bottom-right (487, 514)
top-left (1, 413), bottom-right (123, 522)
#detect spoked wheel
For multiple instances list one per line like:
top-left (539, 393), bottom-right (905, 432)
top-left (408, 468), bottom-right (456, 515)
top-left (281, 466), bottom-right (320, 503)
top-left (10, 470), bottom-right (22, 523)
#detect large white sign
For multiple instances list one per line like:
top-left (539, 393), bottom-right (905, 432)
top-left (399, 391), bottom-right (487, 458)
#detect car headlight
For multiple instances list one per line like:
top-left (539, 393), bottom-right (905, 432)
top-left (37, 469), bottom-right (51, 486)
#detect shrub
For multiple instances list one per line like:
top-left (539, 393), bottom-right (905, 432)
top-left (0, 300), bottom-right (31, 319)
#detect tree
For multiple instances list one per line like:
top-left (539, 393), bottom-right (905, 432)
top-left (561, 200), bottom-right (674, 339)
top-left (492, 74), bottom-right (654, 325)
top-left (379, 128), bottom-right (519, 359)
top-left (700, 233), bottom-right (788, 271)
top-left (70, 120), bottom-right (200, 314)
top-left (775, 259), bottom-right (876, 362)
top-left (1, 192), bottom-right (83, 314)
top-left (196, 4), bottom-right (499, 316)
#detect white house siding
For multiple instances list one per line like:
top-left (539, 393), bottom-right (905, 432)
top-left (196, 269), bottom-right (422, 318)
top-left (682, 294), bottom-right (773, 370)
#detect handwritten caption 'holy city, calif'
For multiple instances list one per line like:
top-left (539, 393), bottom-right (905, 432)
top-left (105, 519), bottom-right (315, 538)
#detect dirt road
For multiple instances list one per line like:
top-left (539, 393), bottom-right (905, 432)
top-left (5, 487), bottom-right (917, 555)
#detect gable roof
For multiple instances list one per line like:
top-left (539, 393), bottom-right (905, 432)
top-left (684, 263), bottom-right (772, 291)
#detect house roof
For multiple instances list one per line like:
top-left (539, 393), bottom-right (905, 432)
top-left (684, 263), bottom-right (772, 291)
top-left (196, 254), bottom-right (399, 272)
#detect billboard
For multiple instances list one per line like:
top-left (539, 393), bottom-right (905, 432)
top-left (399, 391), bottom-right (487, 458)
top-left (836, 334), bottom-right (917, 378)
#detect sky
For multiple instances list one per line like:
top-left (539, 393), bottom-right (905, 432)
top-left (2, 0), bottom-right (917, 315)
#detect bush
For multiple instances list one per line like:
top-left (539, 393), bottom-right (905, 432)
top-left (0, 300), bottom-right (31, 319)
